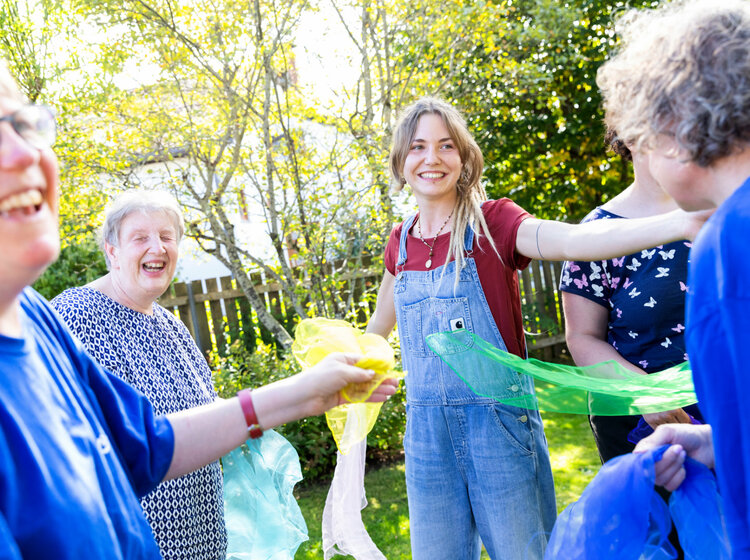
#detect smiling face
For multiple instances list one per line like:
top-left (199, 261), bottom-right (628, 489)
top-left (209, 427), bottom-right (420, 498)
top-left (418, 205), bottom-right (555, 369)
top-left (105, 210), bottom-right (179, 311)
top-left (402, 113), bottom-right (463, 205)
top-left (0, 88), bottom-right (60, 300)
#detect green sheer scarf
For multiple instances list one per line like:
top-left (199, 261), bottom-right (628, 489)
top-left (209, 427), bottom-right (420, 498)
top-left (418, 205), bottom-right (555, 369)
top-left (425, 330), bottom-right (697, 414)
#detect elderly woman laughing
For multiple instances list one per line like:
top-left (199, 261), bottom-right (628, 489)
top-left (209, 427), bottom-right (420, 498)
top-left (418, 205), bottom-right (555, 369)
top-left (53, 190), bottom-right (226, 560)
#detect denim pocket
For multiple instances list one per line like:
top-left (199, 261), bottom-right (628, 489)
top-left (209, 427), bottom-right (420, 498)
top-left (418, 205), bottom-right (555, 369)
top-left (401, 296), bottom-right (473, 358)
top-left (487, 403), bottom-right (534, 456)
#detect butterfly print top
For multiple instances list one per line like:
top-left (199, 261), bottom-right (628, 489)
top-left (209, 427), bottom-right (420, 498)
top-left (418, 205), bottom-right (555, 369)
top-left (559, 208), bottom-right (691, 373)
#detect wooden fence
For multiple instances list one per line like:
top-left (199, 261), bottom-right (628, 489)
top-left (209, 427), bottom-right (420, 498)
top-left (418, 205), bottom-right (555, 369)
top-left (520, 260), bottom-right (568, 360)
top-left (158, 259), bottom-right (568, 360)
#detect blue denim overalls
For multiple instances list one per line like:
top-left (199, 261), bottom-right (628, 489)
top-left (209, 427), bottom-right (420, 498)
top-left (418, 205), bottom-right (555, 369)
top-left (394, 215), bottom-right (557, 559)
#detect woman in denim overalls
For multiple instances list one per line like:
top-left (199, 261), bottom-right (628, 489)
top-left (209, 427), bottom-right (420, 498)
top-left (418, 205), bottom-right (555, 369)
top-left (366, 98), bottom-right (710, 559)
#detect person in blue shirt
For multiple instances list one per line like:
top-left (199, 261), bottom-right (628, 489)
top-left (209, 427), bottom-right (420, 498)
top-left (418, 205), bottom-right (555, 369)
top-left (0, 63), bottom-right (396, 559)
top-left (595, 1), bottom-right (750, 557)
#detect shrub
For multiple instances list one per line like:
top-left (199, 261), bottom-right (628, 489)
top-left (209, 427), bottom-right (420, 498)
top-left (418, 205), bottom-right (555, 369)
top-left (212, 339), bottom-right (297, 396)
top-left (211, 339), bottom-right (406, 484)
top-left (33, 237), bottom-right (108, 300)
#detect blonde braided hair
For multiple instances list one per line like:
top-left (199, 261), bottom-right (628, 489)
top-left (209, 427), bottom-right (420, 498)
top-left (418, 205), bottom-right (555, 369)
top-left (389, 97), bottom-right (500, 277)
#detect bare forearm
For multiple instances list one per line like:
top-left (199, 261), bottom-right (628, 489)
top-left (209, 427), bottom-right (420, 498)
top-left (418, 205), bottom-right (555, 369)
top-left (366, 309), bottom-right (395, 338)
top-left (566, 332), bottom-right (647, 375)
top-left (562, 215), bottom-right (682, 261)
top-left (165, 377), bottom-right (324, 479)
top-left (164, 397), bottom-right (247, 479)
top-left (164, 376), bottom-right (325, 479)
top-left (518, 211), bottom-right (696, 261)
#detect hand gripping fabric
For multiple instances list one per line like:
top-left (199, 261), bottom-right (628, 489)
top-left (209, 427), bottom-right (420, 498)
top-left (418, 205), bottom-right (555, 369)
top-left (223, 430), bottom-right (308, 560)
top-left (292, 318), bottom-right (402, 560)
top-left (425, 329), bottom-right (697, 415)
top-left (627, 414), bottom-right (702, 446)
top-left (292, 317), bottom-right (403, 454)
top-left (545, 446), bottom-right (731, 559)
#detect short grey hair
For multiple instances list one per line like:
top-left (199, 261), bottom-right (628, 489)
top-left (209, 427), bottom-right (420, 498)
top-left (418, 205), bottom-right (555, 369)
top-left (597, 0), bottom-right (750, 166)
top-left (100, 190), bottom-right (185, 269)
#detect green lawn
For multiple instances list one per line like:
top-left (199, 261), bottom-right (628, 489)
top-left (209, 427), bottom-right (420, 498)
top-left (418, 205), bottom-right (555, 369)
top-left (294, 412), bottom-right (601, 559)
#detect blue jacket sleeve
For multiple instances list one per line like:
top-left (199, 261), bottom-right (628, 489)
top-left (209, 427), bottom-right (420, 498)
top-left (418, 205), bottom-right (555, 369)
top-left (28, 289), bottom-right (175, 497)
top-left (82, 362), bottom-right (176, 497)
top-left (686, 205), bottom-right (750, 554)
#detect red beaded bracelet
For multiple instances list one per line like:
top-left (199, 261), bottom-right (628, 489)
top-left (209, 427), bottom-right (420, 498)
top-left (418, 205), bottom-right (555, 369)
top-left (237, 389), bottom-right (263, 439)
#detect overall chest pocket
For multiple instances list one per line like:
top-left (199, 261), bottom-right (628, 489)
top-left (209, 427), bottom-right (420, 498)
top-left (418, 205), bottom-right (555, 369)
top-left (401, 297), bottom-right (474, 358)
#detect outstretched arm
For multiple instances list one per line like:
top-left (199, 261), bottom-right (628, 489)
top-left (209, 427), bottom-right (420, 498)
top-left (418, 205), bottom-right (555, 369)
top-left (516, 209), bottom-right (710, 261)
top-left (164, 353), bottom-right (396, 480)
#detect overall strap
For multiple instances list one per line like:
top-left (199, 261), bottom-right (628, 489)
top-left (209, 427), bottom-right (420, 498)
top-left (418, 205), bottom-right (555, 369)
top-left (463, 201), bottom-right (486, 256)
top-left (398, 212), bottom-right (478, 273)
top-left (396, 214), bottom-right (417, 274)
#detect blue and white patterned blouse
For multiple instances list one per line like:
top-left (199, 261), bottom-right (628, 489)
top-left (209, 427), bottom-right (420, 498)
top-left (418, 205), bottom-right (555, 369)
top-left (52, 287), bottom-right (227, 560)
top-left (559, 208), bottom-right (691, 374)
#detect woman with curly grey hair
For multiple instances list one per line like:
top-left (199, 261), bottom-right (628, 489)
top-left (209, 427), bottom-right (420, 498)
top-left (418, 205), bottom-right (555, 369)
top-left (613, 1), bottom-right (750, 557)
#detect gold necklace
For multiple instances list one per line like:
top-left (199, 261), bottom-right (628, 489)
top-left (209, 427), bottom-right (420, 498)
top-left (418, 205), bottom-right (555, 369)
top-left (416, 211), bottom-right (453, 268)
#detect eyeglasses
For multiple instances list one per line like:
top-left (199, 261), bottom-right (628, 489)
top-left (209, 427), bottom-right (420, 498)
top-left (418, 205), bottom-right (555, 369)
top-left (0, 104), bottom-right (56, 150)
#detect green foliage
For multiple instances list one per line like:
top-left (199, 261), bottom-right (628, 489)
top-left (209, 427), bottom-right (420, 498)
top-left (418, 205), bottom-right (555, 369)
top-left (281, 415), bottom-right (339, 483)
top-left (212, 339), bottom-right (298, 397)
top-left (3, 0), bottom-right (671, 343)
top-left (428, 0), bottom-right (658, 221)
top-left (33, 236), bottom-right (108, 300)
top-left (365, 383), bottom-right (405, 458)
top-left (62, 0), bottom-right (399, 346)
top-left (371, 0), bottom-right (663, 221)
top-left (522, 298), bottom-right (560, 335)
top-left (0, 0), bottom-right (112, 250)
